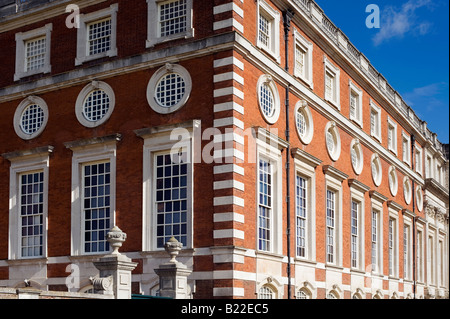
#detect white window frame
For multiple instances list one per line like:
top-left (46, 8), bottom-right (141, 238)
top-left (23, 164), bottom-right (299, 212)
top-left (75, 81), bottom-right (116, 128)
top-left (348, 180), bottom-right (368, 272)
top-left (323, 57), bottom-right (340, 109)
top-left (427, 229), bottom-right (436, 286)
top-left (416, 225), bottom-right (424, 283)
top-left (370, 153), bottom-right (382, 187)
top-left (293, 149), bottom-right (320, 262)
top-left (138, 121), bottom-right (199, 251)
top-left (294, 100), bottom-right (314, 145)
top-left (255, 137), bottom-right (284, 255)
top-left (438, 235), bottom-right (445, 288)
top-left (256, 0), bottom-right (281, 62)
top-left (13, 96), bottom-right (49, 141)
top-left (146, 0), bottom-right (194, 48)
top-left (402, 211), bottom-right (414, 281)
top-left (323, 166), bottom-right (346, 267)
top-left (325, 121), bottom-right (341, 162)
top-left (388, 208), bottom-right (399, 278)
top-left (293, 29), bottom-right (313, 88)
top-left (350, 139), bottom-right (363, 175)
top-left (257, 74), bottom-right (281, 124)
top-left (402, 132), bottom-right (411, 166)
top-left (425, 153), bottom-right (433, 179)
top-left (370, 195), bottom-right (384, 275)
top-left (415, 185), bottom-right (423, 212)
top-left (6, 147), bottom-right (51, 260)
top-left (403, 176), bottom-right (412, 205)
top-left (370, 100), bottom-right (382, 143)
top-left (66, 137), bottom-right (119, 256)
top-left (387, 117), bottom-right (398, 155)
top-left (14, 23), bottom-right (52, 81)
top-left (388, 166), bottom-right (398, 197)
top-left (75, 4), bottom-right (118, 66)
top-left (415, 145), bottom-right (423, 177)
top-left (349, 80), bottom-right (363, 127)
top-left (147, 63), bottom-right (192, 115)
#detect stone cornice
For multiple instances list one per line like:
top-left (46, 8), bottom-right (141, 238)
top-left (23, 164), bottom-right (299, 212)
top-left (348, 179), bottom-right (370, 194)
top-left (63, 133), bottom-right (122, 150)
top-left (322, 165), bottom-right (348, 182)
top-left (424, 178), bottom-right (449, 202)
top-left (1, 145), bottom-right (54, 161)
top-left (369, 190), bottom-right (388, 203)
top-left (253, 126), bottom-right (290, 150)
top-left (291, 148), bottom-right (322, 168)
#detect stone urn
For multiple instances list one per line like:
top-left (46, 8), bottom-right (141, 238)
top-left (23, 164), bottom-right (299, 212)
top-left (164, 236), bottom-right (183, 263)
top-left (106, 226), bottom-right (127, 255)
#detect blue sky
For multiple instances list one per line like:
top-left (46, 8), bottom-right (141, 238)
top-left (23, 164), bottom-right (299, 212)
top-left (315, 0), bottom-right (449, 143)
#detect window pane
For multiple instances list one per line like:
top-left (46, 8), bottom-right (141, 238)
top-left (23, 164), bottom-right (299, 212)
top-left (25, 36), bottom-right (46, 71)
top-left (296, 176), bottom-right (307, 257)
top-left (258, 160), bottom-right (272, 252)
top-left (83, 162), bottom-right (111, 253)
top-left (20, 171), bottom-right (44, 258)
top-left (88, 18), bottom-right (112, 55)
top-left (155, 152), bottom-right (189, 248)
top-left (159, 0), bottom-right (187, 37)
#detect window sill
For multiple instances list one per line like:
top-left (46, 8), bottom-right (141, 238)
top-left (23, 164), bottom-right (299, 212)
top-left (256, 43), bottom-right (281, 64)
top-left (75, 49), bottom-right (118, 66)
top-left (255, 250), bottom-right (284, 261)
top-left (350, 268), bottom-right (365, 274)
top-left (294, 258), bottom-right (317, 266)
top-left (325, 97), bottom-right (341, 111)
top-left (146, 31), bottom-right (195, 48)
top-left (7, 257), bottom-right (48, 265)
top-left (325, 263), bottom-right (343, 271)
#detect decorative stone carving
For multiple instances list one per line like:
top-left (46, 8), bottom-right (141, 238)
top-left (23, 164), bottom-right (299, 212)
top-left (92, 226), bottom-right (137, 299)
top-left (165, 236), bottom-right (183, 263)
top-left (90, 276), bottom-right (113, 294)
top-left (154, 237), bottom-right (192, 299)
top-left (106, 226), bottom-right (127, 255)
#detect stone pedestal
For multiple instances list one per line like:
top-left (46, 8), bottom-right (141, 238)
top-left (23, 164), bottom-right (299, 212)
top-left (154, 237), bottom-right (192, 299)
top-left (91, 226), bottom-right (137, 299)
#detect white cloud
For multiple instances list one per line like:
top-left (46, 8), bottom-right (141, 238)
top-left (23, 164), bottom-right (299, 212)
top-left (403, 82), bottom-right (448, 112)
top-left (372, 0), bottom-right (434, 46)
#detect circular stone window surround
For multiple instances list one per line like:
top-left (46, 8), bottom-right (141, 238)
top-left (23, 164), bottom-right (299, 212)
top-left (147, 63), bottom-right (192, 115)
top-left (295, 100), bottom-right (314, 145)
top-left (403, 176), bottom-right (412, 205)
top-left (13, 96), bottom-right (49, 140)
top-left (350, 138), bottom-right (363, 175)
top-left (325, 121), bottom-right (341, 162)
top-left (75, 80), bottom-right (116, 128)
top-left (388, 166), bottom-right (398, 197)
top-left (257, 74), bottom-right (281, 125)
top-left (371, 153), bottom-right (382, 187)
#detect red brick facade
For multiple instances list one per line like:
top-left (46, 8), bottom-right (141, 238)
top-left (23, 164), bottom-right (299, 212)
top-left (0, 0), bottom-right (448, 299)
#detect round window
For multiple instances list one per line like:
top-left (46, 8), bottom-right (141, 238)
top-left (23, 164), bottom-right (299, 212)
top-left (350, 139), bottom-right (363, 175)
top-left (325, 121), bottom-right (341, 161)
top-left (403, 177), bottom-right (412, 205)
top-left (76, 81), bottom-right (115, 128)
top-left (147, 63), bottom-right (192, 114)
top-left (155, 73), bottom-right (186, 108)
top-left (257, 74), bottom-right (280, 124)
top-left (388, 166), bottom-right (398, 196)
top-left (14, 96), bottom-right (49, 140)
top-left (83, 89), bottom-right (111, 122)
top-left (295, 100), bottom-right (314, 145)
top-left (371, 154), bottom-right (382, 186)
